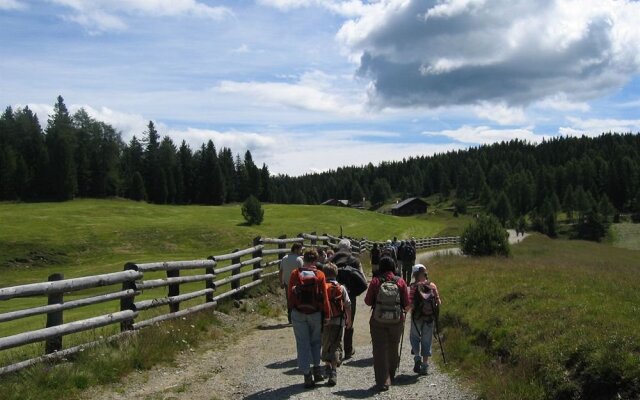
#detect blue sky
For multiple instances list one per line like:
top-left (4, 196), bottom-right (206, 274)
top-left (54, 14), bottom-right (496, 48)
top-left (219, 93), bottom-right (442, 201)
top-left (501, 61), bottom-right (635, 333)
top-left (1, 0), bottom-right (640, 175)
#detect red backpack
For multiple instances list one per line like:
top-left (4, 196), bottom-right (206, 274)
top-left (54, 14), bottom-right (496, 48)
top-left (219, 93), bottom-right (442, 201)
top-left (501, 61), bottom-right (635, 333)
top-left (291, 268), bottom-right (323, 314)
top-left (326, 280), bottom-right (345, 319)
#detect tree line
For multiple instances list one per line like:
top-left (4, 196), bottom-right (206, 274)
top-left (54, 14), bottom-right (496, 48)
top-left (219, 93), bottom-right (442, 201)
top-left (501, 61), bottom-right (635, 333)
top-left (0, 96), bottom-right (271, 204)
top-left (1, 96), bottom-right (639, 231)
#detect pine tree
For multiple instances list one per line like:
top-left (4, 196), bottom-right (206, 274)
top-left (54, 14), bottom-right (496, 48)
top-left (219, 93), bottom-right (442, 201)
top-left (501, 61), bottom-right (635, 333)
top-left (259, 164), bottom-right (271, 202)
top-left (46, 95), bottom-right (77, 200)
top-left (371, 178), bottom-right (392, 205)
top-left (598, 194), bottom-right (615, 222)
top-left (563, 185), bottom-right (575, 222)
top-left (351, 181), bottom-right (365, 204)
top-left (242, 195), bottom-right (264, 225)
top-left (492, 191), bottom-right (513, 227)
top-left (130, 171), bottom-right (146, 201)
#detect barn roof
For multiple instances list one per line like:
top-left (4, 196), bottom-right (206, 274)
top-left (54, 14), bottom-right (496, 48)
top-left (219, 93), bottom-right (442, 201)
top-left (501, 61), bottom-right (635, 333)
top-left (391, 197), bottom-right (428, 210)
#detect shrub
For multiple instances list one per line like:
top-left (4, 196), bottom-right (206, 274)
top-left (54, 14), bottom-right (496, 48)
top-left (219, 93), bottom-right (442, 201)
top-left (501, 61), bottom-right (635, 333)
top-left (460, 214), bottom-right (510, 256)
top-left (574, 210), bottom-right (608, 242)
top-left (241, 195), bottom-right (264, 225)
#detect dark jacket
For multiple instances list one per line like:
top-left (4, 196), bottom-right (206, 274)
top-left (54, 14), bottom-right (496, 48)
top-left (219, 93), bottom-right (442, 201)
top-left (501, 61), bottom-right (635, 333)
top-left (331, 251), bottom-right (362, 272)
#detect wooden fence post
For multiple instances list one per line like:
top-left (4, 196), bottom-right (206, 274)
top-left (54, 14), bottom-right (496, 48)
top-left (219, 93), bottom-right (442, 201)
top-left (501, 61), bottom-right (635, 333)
top-left (278, 235), bottom-right (287, 261)
top-left (45, 273), bottom-right (64, 354)
top-left (167, 269), bottom-right (180, 313)
top-left (120, 263), bottom-right (137, 332)
top-left (206, 256), bottom-right (215, 303)
top-left (231, 249), bottom-right (241, 291)
top-left (252, 237), bottom-right (262, 281)
top-left (322, 233), bottom-right (329, 251)
top-left (310, 231), bottom-right (317, 247)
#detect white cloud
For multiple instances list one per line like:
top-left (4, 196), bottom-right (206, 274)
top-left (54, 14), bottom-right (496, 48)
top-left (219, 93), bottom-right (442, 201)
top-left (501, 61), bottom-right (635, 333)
top-left (215, 71), bottom-right (364, 115)
top-left (535, 93), bottom-right (591, 112)
top-left (560, 116), bottom-right (640, 136)
top-left (49, 0), bottom-right (232, 32)
top-left (257, 0), bottom-right (367, 17)
top-left (231, 44), bottom-right (250, 53)
top-left (423, 125), bottom-right (546, 145)
top-left (0, 0), bottom-right (25, 10)
top-left (471, 102), bottom-right (527, 125)
top-left (337, 0), bottom-right (640, 110)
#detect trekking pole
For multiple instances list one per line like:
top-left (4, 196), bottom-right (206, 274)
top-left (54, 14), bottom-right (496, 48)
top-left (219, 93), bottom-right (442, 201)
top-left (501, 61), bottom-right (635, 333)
top-left (397, 312), bottom-right (406, 372)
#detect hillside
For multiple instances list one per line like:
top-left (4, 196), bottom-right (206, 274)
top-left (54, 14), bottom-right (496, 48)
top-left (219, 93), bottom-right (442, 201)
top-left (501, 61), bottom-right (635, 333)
top-left (0, 198), bottom-right (468, 287)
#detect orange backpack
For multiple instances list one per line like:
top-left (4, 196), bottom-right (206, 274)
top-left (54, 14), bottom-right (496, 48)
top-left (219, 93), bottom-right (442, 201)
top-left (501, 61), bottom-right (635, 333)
top-left (291, 268), bottom-right (323, 314)
top-left (326, 280), bottom-right (345, 319)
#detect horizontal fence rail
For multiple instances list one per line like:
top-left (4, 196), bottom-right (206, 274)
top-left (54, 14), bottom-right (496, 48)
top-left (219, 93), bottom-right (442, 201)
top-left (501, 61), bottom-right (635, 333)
top-left (0, 231), bottom-right (459, 375)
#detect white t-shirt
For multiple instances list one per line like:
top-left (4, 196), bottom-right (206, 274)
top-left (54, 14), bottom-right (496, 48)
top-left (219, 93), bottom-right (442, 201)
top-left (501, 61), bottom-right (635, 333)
top-left (279, 253), bottom-right (303, 286)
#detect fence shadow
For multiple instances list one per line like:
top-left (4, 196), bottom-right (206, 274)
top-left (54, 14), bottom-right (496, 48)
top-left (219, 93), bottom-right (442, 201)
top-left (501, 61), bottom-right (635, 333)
top-left (242, 384), bottom-right (307, 400)
top-left (333, 387), bottom-right (377, 399)
top-left (257, 323), bottom-right (290, 331)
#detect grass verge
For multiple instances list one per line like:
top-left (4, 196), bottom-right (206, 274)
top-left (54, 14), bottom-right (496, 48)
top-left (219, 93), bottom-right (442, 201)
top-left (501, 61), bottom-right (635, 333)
top-left (0, 277), bottom-right (284, 400)
top-left (428, 234), bottom-right (640, 400)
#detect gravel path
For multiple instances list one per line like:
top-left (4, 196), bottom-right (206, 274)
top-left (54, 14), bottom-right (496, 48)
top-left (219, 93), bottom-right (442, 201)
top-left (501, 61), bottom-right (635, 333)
top-left (84, 231), bottom-right (529, 400)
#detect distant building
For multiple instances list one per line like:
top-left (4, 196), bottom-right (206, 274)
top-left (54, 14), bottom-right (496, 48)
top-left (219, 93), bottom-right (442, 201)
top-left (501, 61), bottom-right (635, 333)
top-left (321, 199), bottom-right (350, 207)
top-left (391, 197), bottom-right (428, 216)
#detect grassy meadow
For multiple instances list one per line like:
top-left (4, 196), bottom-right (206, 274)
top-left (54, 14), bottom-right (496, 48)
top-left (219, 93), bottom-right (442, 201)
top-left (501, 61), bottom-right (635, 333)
top-left (429, 234), bottom-right (640, 400)
top-left (0, 198), bottom-right (469, 369)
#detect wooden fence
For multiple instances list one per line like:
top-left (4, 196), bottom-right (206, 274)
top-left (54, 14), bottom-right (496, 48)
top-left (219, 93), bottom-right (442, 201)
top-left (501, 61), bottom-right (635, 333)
top-left (0, 232), bottom-right (459, 375)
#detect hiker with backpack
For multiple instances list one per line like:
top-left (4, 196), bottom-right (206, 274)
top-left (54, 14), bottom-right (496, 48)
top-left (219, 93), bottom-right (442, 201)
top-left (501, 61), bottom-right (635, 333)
top-left (370, 243), bottom-right (381, 277)
top-left (288, 248), bottom-right (332, 389)
top-left (321, 262), bottom-right (352, 386)
top-left (331, 239), bottom-right (368, 361)
top-left (397, 241), bottom-right (406, 275)
top-left (401, 240), bottom-right (417, 283)
top-left (409, 264), bottom-right (441, 376)
top-left (279, 242), bottom-right (303, 324)
top-left (364, 256), bottom-right (411, 392)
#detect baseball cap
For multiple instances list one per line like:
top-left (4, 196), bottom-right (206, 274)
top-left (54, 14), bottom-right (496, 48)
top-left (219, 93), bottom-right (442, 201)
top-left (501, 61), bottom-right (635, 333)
top-left (412, 264), bottom-right (427, 274)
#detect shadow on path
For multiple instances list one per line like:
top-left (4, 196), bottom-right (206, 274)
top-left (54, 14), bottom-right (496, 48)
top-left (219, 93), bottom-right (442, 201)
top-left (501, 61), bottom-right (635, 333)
top-left (265, 358), bottom-right (297, 370)
top-left (343, 357), bottom-right (374, 369)
top-left (257, 323), bottom-right (291, 331)
top-left (243, 384), bottom-right (307, 400)
top-left (333, 387), bottom-right (377, 399)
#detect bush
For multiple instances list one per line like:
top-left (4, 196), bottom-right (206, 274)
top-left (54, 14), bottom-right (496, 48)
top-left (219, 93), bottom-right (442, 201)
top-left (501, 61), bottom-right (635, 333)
top-left (241, 195), bottom-right (264, 225)
top-left (460, 214), bottom-right (510, 256)
top-left (574, 210), bottom-right (607, 242)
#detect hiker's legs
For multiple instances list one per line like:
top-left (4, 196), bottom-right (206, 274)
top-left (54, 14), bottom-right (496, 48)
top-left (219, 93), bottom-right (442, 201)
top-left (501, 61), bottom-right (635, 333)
top-left (285, 289), bottom-right (292, 324)
top-left (409, 319), bottom-right (422, 356)
top-left (291, 310), bottom-right (312, 374)
top-left (387, 322), bottom-right (403, 379)
top-left (370, 321), bottom-right (390, 386)
top-left (344, 300), bottom-right (356, 357)
top-left (420, 321), bottom-right (434, 359)
top-left (321, 324), bottom-right (343, 364)
top-left (402, 263), bottom-right (411, 283)
top-left (309, 311), bottom-right (322, 367)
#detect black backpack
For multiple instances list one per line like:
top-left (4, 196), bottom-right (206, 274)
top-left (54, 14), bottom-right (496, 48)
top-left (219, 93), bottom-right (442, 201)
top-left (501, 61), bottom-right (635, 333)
top-left (412, 282), bottom-right (437, 322)
top-left (337, 265), bottom-right (368, 297)
top-left (403, 244), bottom-right (416, 262)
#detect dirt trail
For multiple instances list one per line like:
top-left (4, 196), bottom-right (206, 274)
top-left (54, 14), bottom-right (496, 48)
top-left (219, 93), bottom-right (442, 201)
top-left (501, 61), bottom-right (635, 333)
top-left (84, 231), bottom-right (529, 400)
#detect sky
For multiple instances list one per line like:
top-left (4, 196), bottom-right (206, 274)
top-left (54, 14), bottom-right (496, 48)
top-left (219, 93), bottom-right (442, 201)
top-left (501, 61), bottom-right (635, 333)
top-left (1, 0), bottom-right (640, 176)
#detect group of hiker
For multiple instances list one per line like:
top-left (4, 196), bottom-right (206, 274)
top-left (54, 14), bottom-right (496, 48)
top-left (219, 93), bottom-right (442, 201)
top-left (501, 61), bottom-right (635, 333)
top-left (278, 238), bottom-right (441, 392)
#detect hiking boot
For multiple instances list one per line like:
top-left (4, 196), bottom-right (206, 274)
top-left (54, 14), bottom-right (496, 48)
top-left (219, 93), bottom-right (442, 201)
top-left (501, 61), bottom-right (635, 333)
top-left (327, 368), bottom-right (337, 387)
top-left (325, 365), bottom-right (332, 379)
top-left (419, 362), bottom-right (429, 375)
top-left (376, 384), bottom-right (389, 392)
top-left (304, 373), bottom-right (315, 389)
top-left (343, 349), bottom-right (355, 360)
top-left (313, 366), bottom-right (325, 382)
top-left (413, 356), bottom-right (422, 373)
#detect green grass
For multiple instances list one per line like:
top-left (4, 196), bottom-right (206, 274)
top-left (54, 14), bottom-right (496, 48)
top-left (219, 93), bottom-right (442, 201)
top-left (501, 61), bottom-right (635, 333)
top-left (0, 279), bottom-right (281, 400)
top-left (429, 234), bottom-right (640, 400)
top-left (609, 223), bottom-right (640, 251)
top-left (0, 199), bottom-right (468, 366)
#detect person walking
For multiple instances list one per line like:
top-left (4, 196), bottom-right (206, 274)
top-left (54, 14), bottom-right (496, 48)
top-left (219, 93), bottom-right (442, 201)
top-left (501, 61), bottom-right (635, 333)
top-left (409, 264), bottom-right (441, 376)
top-left (370, 243), bottom-right (381, 277)
top-left (401, 240), bottom-right (417, 283)
top-left (331, 239), bottom-right (367, 361)
top-left (288, 248), bottom-right (331, 388)
top-left (321, 262), bottom-right (352, 386)
top-left (364, 256), bottom-right (411, 392)
top-left (279, 242), bottom-right (303, 324)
